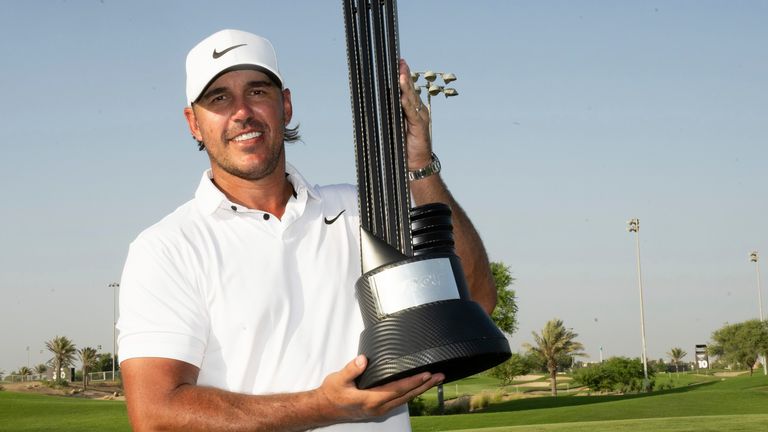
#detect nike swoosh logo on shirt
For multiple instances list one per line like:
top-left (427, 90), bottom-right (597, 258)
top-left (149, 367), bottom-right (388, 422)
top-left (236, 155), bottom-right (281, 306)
top-left (212, 44), bottom-right (246, 59)
top-left (324, 210), bottom-right (346, 225)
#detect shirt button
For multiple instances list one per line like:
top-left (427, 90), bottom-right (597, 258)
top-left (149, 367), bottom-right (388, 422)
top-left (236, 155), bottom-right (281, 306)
top-left (231, 205), bottom-right (238, 211)
top-left (263, 214), bottom-right (270, 221)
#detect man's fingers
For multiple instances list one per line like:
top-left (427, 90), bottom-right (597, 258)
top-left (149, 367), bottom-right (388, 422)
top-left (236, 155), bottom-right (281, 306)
top-left (369, 371), bottom-right (445, 402)
top-left (398, 59), bottom-right (424, 115)
top-left (339, 355), bottom-right (367, 383)
top-left (398, 57), bottom-right (431, 169)
top-left (375, 371), bottom-right (432, 394)
top-left (398, 58), bottom-right (411, 92)
top-left (378, 373), bottom-right (445, 413)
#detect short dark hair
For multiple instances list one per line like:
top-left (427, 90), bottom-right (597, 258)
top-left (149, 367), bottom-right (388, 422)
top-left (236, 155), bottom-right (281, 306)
top-left (195, 124), bottom-right (301, 151)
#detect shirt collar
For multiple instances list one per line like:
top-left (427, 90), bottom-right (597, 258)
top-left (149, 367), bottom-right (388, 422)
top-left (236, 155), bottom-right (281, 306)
top-left (285, 162), bottom-right (321, 201)
top-left (194, 163), bottom-right (320, 215)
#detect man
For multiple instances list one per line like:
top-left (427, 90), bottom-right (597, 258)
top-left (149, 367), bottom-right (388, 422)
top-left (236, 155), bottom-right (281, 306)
top-left (117, 29), bottom-right (496, 431)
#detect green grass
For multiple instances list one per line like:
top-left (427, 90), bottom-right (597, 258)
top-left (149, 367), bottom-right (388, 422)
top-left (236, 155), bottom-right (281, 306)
top-left (412, 373), bottom-right (768, 431)
top-left (447, 414), bottom-right (768, 432)
top-left (2, 373), bottom-right (765, 431)
top-left (0, 391), bottom-right (130, 431)
top-left (654, 372), bottom-right (720, 388)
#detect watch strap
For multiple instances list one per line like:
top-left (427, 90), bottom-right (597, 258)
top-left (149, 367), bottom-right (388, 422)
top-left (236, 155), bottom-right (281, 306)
top-left (408, 152), bottom-right (441, 181)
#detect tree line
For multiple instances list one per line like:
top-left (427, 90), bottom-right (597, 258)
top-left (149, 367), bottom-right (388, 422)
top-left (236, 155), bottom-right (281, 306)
top-left (4, 336), bottom-right (118, 390)
top-left (488, 315), bottom-right (768, 396)
top-left (486, 260), bottom-right (768, 396)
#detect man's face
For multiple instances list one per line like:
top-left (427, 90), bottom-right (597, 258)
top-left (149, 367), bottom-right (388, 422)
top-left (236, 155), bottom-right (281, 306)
top-left (184, 69), bottom-right (292, 181)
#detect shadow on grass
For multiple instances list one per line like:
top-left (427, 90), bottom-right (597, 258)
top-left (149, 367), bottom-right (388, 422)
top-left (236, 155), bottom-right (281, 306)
top-left (481, 380), bottom-right (720, 413)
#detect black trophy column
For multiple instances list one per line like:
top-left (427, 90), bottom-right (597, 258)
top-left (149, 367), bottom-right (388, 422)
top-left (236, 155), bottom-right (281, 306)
top-left (343, 0), bottom-right (511, 389)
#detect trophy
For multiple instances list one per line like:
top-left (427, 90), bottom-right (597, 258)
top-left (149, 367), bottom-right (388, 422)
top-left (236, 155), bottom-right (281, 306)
top-left (343, 0), bottom-right (511, 389)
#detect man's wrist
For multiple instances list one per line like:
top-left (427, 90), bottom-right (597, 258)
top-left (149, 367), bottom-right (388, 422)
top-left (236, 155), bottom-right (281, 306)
top-left (408, 152), bottom-right (441, 181)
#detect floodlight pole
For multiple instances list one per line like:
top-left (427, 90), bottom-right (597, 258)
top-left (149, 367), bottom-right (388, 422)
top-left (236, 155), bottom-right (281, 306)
top-left (627, 218), bottom-right (649, 386)
top-left (411, 71), bottom-right (459, 141)
top-left (750, 252), bottom-right (764, 321)
top-left (109, 282), bottom-right (120, 381)
top-left (411, 70), bottom-right (458, 415)
top-left (749, 251), bottom-right (767, 375)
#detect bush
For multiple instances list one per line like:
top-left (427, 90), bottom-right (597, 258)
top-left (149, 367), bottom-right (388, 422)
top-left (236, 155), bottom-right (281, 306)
top-left (490, 390), bottom-right (504, 403)
top-left (573, 357), bottom-right (654, 393)
top-left (470, 391), bottom-right (491, 411)
top-left (488, 353), bottom-right (533, 385)
top-left (445, 396), bottom-right (470, 415)
top-left (44, 379), bottom-right (70, 389)
top-left (469, 390), bottom-right (505, 411)
top-left (573, 365), bottom-right (611, 392)
top-left (408, 396), bottom-right (443, 416)
top-left (408, 396), bottom-right (428, 416)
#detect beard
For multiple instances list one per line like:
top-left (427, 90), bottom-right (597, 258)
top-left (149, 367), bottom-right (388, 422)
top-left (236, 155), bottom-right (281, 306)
top-left (204, 117), bottom-right (286, 181)
top-left (206, 141), bottom-right (285, 181)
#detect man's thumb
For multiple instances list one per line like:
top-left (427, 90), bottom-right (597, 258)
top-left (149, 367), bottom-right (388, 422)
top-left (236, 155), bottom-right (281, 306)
top-left (341, 355), bottom-right (367, 381)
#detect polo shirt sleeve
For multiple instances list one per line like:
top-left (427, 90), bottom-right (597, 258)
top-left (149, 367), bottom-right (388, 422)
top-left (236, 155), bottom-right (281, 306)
top-left (117, 233), bottom-right (209, 368)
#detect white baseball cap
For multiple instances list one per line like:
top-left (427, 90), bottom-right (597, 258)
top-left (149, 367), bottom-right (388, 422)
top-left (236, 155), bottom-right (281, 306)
top-left (185, 29), bottom-right (284, 106)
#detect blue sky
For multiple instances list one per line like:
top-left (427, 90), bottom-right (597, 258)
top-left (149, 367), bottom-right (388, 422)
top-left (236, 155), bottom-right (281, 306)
top-left (1, 1), bottom-right (766, 373)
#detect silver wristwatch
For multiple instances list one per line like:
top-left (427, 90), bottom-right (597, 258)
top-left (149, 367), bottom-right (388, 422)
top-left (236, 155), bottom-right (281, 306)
top-left (408, 152), bottom-right (441, 181)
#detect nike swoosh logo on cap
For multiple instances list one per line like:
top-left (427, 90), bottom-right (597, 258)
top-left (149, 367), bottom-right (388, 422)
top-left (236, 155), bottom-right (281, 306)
top-left (212, 44), bottom-right (247, 59)
top-left (324, 210), bottom-right (346, 225)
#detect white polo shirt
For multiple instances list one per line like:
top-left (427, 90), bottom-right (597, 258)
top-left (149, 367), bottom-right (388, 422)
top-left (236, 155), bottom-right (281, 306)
top-left (117, 164), bottom-right (409, 431)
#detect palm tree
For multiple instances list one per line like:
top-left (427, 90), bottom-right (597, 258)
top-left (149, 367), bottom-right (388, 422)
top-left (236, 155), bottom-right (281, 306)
top-left (45, 336), bottom-right (77, 383)
top-left (18, 366), bottom-right (32, 381)
top-left (667, 347), bottom-right (687, 375)
top-left (79, 347), bottom-right (99, 390)
top-left (524, 318), bottom-right (584, 396)
top-left (34, 363), bottom-right (48, 378)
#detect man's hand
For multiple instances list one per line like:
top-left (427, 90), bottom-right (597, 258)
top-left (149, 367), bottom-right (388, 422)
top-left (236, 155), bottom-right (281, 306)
top-left (398, 59), bottom-right (433, 171)
top-left (317, 355), bottom-right (444, 421)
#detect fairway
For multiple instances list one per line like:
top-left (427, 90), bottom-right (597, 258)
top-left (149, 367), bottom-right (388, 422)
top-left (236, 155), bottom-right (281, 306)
top-left (1, 373), bottom-right (766, 431)
top-left (0, 391), bottom-right (130, 432)
top-left (448, 414), bottom-right (768, 432)
top-left (412, 373), bottom-right (768, 431)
